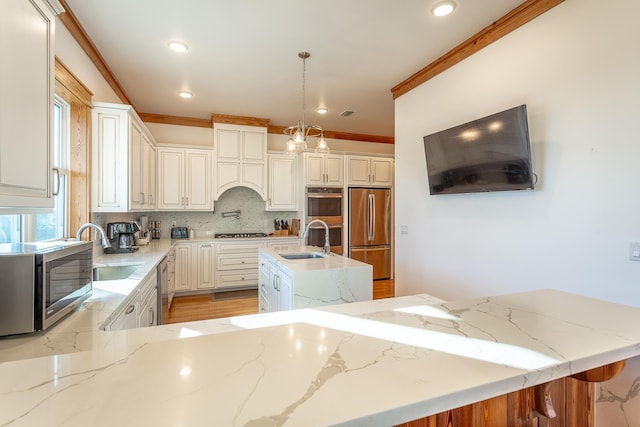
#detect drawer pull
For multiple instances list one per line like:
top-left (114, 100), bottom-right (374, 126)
top-left (125, 305), bottom-right (135, 315)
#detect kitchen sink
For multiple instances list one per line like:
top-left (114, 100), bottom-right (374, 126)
top-left (92, 263), bottom-right (142, 281)
top-left (280, 252), bottom-right (326, 260)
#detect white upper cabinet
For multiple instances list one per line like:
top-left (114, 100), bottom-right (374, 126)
top-left (304, 153), bottom-right (344, 187)
top-left (347, 155), bottom-right (394, 187)
top-left (157, 147), bottom-right (212, 211)
top-left (213, 123), bottom-right (267, 200)
top-left (92, 102), bottom-right (157, 212)
top-left (266, 154), bottom-right (297, 211)
top-left (0, 0), bottom-right (62, 209)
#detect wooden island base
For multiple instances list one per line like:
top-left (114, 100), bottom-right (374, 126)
top-left (397, 361), bottom-right (626, 427)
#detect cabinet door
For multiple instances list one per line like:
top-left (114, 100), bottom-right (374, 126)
top-left (347, 156), bottom-right (371, 186)
top-left (371, 157), bottom-right (394, 187)
top-left (138, 289), bottom-right (157, 328)
top-left (157, 148), bottom-right (184, 210)
top-left (304, 153), bottom-right (325, 186)
top-left (277, 268), bottom-right (293, 311)
top-left (196, 243), bottom-right (215, 290)
top-left (215, 127), bottom-right (241, 161)
top-left (92, 108), bottom-right (128, 211)
top-left (0, 0), bottom-right (56, 209)
top-left (324, 155), bottom-right (344, 186)
top-left (174, 243), bottom-right (193, 292)
top-left (129, 120), bottom-right (144, 209)
top-left (145, 142), bottom-right (156, 209)
top-left (185, 149), bottom-right (212, 210)
top-left (258, 256), bottom-right (269, 313)
top-left (242, 130), bottom-right (266, 163)
top-left (267, 155), bottom-right (297, 211)
top-left (267, 262), bottom-right (279, 312)
top-left (108, 291), bottom-right (140, 331)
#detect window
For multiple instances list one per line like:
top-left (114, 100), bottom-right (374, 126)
top-left (0, 96), bottom-right (69, 243)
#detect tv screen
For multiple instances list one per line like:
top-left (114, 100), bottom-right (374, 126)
top-left (423, 105), bottom-right (534, 195)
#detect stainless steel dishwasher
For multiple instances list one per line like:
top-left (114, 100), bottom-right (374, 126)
top-left (156, 249), bottom-right (175, 325)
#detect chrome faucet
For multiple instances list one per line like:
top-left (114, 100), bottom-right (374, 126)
top-left (76, 223), bottom-right (111, 249)
top-left (303, 219), bottom-right (331, 256)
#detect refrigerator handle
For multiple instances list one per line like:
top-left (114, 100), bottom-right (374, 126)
top-left (368, 193), bottom-right (374, 241)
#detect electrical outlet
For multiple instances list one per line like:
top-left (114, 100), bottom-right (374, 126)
top-left (400, 225), bottom-right (408, 235)
top-left (171, 221), bottom-right (177, 228)
top-left (630, 242), bottom-right (640, 262)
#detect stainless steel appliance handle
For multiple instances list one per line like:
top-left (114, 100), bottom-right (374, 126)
top-left (306, 193), bottom-right (343, 199)
top-left (368, 194), bottom-right (373, 241)
top-left (371, 194), bottom-right (376, 241)
top-left (308, 224), bottom-right (342, 229)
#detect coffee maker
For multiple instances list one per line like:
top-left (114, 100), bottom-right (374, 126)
top-left (104, 222), bottom-right (140, 254)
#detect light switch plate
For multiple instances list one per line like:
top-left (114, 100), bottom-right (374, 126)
top-left (400, 225), bottom-right (408, 235)
top-left (630, 242), bottom-right (640, 262)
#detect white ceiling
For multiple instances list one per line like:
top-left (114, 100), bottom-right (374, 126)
top-left (64, 0), bottom-right (525, 138)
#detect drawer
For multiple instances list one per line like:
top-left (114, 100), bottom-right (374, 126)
top-left (215, 242), bottom-right (266, 254)
top-left (138, 271), bottom-right (157, 300)
top-left (215, 270), bottom-right (259, 289)
top-left (216, 253), bottom-right (258, 271)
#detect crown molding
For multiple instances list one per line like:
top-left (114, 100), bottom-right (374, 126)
top-left (391, 0), bottom-right (565, 99)
top-left (57, 0), bottom-right (134, 107)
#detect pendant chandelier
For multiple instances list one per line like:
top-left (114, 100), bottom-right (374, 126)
top-left (284, 52), bottom-right (329, 154)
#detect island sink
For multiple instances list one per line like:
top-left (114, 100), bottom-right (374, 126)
top-left (279, 252), bottom-right (327, 260)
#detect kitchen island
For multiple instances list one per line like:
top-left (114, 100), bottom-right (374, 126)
top-left (1, 289), bottom-right (639, 426)
top-left (258, 245), bottom-right (373, 313)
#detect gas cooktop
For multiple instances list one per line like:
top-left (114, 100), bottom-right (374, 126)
top-left (214, 232), bottom-right (268, 238)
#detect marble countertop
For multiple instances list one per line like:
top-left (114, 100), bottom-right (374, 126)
top-left (2, 289), bottom-right (640, 426)
top-left (259, 245), bottom-right (372, 273)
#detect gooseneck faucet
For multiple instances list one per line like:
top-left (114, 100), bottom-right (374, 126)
top-left (302, 219), bottom-right (331, 256)
top-left (76, 223), bottom-right (111, 249)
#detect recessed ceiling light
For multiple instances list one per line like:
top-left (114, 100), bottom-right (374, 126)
top-left (168, 41), bottom-right (189, 53)
top-left (178, 90), bottom-right (193, 99)
top-left (431, 1), bottom-right (456, 17)
top-left (316, 107), bottom-right (328, 114)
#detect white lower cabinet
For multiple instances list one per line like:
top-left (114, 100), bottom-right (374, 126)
top-left (258, 255), bottom-right (292, 313)
top-left (107, 290), bottom-right (140, 331)
top-left (196, 242), bottom-right (215, 290)
top-left (139, 289), bottom-right (157, 328)
top-left (214, 241), bottom-right (265, 290)
top-left (174, 243), bottom-right (195, 292)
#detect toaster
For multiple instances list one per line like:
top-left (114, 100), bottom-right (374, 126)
top-left (171, 226), bottom-right (189, 239)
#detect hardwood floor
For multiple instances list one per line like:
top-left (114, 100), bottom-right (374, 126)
top-left (168, 279), bottom-right (395, 324)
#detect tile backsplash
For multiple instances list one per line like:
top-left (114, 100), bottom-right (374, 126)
top-left (92, 186), bottom-right (300, 239)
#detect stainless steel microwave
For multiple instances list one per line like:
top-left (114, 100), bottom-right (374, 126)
top-left (0, 240), bottom-right (93, 337)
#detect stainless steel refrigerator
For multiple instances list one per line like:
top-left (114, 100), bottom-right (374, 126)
top-left (348, 188), bottom-right (392, 280)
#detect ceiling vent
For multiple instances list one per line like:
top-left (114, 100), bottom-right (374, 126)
top-left (339, 110), bottom-right (354, 117)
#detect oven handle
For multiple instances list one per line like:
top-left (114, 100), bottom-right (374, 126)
top-left (306, 193), bottom-right (343, 199)
top-left (308, 224), bottom-right (342, 229)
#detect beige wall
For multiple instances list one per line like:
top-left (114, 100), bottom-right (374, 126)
top-left (55, 19), bottom-right (121, 103)
top-left (394, 0), bottom-right (640, 424)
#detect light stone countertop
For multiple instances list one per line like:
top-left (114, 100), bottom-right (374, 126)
top-left (259, 245), bottom-right (373, 273)
top-left (0, 236), bottom-right (302, 362)
top-left (2, 289), bottom-right (640, 426)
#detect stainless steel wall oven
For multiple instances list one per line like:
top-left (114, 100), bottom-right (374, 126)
top-left (306, 187), bottom-right (343, 254)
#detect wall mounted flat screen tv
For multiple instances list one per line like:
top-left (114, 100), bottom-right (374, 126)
top-left (423, 105), bottom-right (534, 195)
